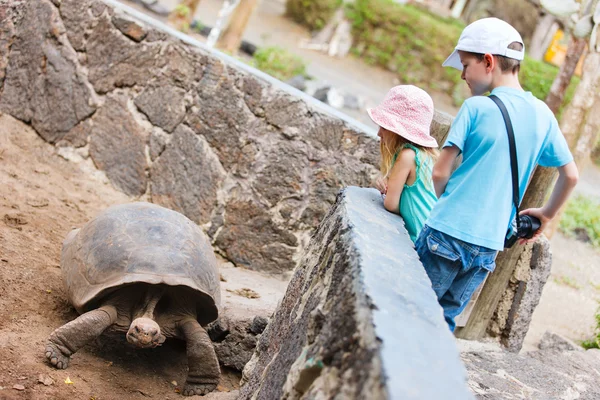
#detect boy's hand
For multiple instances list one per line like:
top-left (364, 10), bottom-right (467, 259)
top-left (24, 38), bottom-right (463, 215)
top-left (518, 207), bottom-right (552, 244)
top-left (374, 176), bottom-right (388, 195)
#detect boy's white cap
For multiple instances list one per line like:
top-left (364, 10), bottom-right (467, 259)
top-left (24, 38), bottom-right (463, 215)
top-left (443, 18), bottom-right (525, 71)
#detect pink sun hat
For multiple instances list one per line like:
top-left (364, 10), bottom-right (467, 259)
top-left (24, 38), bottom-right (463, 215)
top-left (367, 85), bottom-right (438, 148)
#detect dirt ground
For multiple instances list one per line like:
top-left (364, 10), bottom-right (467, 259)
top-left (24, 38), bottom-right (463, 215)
top-left (0, 114), bottom-right (241, 400)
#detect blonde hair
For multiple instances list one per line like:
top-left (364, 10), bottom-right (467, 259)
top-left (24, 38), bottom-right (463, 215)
top-left (379, 129), bottom-right (439, 179)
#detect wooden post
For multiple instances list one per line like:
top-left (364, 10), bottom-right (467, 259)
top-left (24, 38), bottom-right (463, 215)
top-left (217, 0), bottom-right (260, 54)
top-left (168, 0), bottom-right (202, 32)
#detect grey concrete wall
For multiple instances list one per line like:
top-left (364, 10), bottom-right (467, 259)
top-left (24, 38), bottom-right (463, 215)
top-left (239, 187), bottom-right (472, 400)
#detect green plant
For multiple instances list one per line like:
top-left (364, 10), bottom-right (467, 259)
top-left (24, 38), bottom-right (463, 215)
top-left (343, 0), bottom-right (578, 113)
top-left (285, 0), bottom-right (343, 31)
top-left (559, 194), bottom-right (600, 248)
top-left (252, 46), bottom-right (308, 81)
top-left (592, 135), bottom-right (600, 167)
top-left (581, 308), bottom-right (600, 349)
top-left (553, 275), bottom-right (581, 290)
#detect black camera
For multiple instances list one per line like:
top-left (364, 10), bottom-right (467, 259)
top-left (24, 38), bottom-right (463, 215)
top-left (504, 215), bottom-right (542, 248)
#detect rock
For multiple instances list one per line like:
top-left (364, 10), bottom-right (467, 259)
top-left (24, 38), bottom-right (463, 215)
top-left (209, 263), bottom-right (284, 372)
top-left (89, 94), bottom-right (149, 196)
top-left (538, 331), bottom-right (583, 352)
top-left (58, 0), bottom-right (96, 52)
top-left (254, 141), bottom-right (309, 206)
top-left (150, 124), bottom-right (226, 225)
top-left (249, 316), bottom-right (268, 335)
top-left (0, 3), bottom-right (15, 93)
top-left (112, 14), bottom-right (147, 42)
top-left (208, 315), bottom-right (262, 371)
top-left (56, 118), bottom-right (92, 148)
top-left (86, 13), bottom-right (160, 93)
top-left (12, 384), bottom-right (25, 391)
top-left (148, 127), bottom-right (169, 161)
top-left (0, 0), bottom-right (96, 143)
top-left (239, 187), bottom-right (471, 400)
top-left (37, 375), bottom-right (54, 386)
top-left (134, 84), bottom-right (186, 133)
top-left (285, 75), bottom-right (307, 91)
top-left (313, 86), bottom-right (344, 109)
top-left (463, 346), bottom-right (600, 399)
top-left (214, 200), bottom-right (298, 274)
top-left (342, 93), bottom-right (364, 110)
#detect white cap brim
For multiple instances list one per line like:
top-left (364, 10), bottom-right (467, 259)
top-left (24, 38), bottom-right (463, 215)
top-left (442, 49), bottom-right (463, 71)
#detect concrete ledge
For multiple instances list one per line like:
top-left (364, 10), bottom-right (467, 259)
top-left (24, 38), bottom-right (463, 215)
top-left (239, 187), bottom-right (472, 399)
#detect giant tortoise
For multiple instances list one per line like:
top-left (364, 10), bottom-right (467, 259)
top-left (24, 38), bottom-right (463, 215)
top-left (45, 202), bottom-right (222, 396)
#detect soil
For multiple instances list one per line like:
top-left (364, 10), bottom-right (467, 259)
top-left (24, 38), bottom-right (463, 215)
top-left (0, 114), bottom-right (240, 400)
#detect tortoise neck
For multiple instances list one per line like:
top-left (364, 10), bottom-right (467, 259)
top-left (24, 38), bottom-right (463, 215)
top-left (135, 286), bottom-right (165, 319)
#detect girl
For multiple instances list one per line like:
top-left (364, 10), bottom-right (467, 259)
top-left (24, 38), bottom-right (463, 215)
top-left (368, 85), bottom-right (439, 242)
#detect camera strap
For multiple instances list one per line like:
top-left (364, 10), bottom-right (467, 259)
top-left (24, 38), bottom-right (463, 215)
top-left (489, 94), bottom-right (520, 230)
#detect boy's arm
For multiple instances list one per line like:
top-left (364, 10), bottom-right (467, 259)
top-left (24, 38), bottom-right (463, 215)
top-left (520, 161), bottom-right (579, 241)
top-left (432, 145), bottom-right (461, 198)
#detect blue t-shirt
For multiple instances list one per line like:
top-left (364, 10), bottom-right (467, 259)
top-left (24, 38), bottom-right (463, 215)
top-left (427, 87), bottom-right (573, 250)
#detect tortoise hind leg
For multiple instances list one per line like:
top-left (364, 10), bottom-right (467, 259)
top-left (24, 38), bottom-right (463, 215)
top-left (178, 318), bottom-right (220, 396)
top-left (45, 305), bottom-right (117, 369)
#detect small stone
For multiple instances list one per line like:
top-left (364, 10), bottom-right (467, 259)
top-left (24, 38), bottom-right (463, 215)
top-left (112, 15), bottom-right (147, 42)
top-left (538, 331), bottom-right (583, 352)
top-left (249, 316), bottom-right (268, 335)
top-left (171, 381), bottom-right (177, 386)
top-left (12, 384), bottom-right (25, 391)
top-left (38, 374), bottom-right (54, 386)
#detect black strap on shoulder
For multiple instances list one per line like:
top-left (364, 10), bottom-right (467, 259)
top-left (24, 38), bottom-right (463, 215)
top-left (489, 94), bottom-right (520, 228)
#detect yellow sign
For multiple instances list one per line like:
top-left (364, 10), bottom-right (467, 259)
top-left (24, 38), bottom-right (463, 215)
top-left (544, 29), bottom-right (586, 77)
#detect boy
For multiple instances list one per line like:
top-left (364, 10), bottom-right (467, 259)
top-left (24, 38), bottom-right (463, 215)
top-left (415, 18), bottom-right (579, 332)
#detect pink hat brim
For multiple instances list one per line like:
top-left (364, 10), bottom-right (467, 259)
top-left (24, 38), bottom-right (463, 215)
top-left (367, 107), bottom-right (438, 148)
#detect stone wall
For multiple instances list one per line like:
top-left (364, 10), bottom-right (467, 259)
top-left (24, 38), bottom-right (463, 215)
top-left (239, 187), bottom-right (472, 399)
top-left (0, 0), bottom-right (453, 275)
top-left (0, 0), bottom-right (382, 274)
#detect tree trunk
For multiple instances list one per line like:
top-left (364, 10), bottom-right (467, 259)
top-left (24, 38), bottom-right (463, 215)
top-left (529, 13), bottom-right (559, 61)
top-left (168, 0), bottom-right (202, 32)
top-left (545, 36), bottom-right (587, 114)
top-left (545, 51), bottom-right (600, 237)
top-left (217, 0), bottom-right (260, 54)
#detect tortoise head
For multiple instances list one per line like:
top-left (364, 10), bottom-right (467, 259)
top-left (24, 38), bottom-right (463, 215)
top-left (126, 318), bottom-right (166, 348)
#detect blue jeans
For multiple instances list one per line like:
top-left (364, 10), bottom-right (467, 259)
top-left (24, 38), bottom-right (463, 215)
top-left (415, 225), bottom-right (497, 332)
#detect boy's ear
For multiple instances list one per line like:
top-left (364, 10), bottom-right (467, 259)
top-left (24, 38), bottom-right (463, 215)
top-left (483, 53), bottom-right (495, 73)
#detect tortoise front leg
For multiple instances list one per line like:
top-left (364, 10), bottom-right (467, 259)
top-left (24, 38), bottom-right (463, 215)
top-left (45, 305), bottom-right (117, 369)
top-left (178, 318), bottom-right (220, 396)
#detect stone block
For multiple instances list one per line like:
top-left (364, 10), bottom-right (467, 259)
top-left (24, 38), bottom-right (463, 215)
top-left (239, 187), bottom-right (472, 399)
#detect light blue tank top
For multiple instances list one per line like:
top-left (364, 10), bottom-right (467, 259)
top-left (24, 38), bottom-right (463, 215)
top-left (393, 144), bottom-right (438, 242)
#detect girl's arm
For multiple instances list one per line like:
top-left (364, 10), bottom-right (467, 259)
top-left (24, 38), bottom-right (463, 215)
top-left (383, 148), bottom-right (415, 214)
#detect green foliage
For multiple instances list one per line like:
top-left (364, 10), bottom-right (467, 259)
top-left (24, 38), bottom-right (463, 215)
top-left (345, 0), bottom-right (463, 92)
top-left (343, 0), bottom-right (577, 113)
top-left (581, 309), bottom-right (600, 349)
top-left (553, 275), bottom-right (581, 290)
top-left (285, 0), bottom-right (343, 31)
top-left (559, 194), bottom-right (600, 248)
top-left (592, 136), bottom-right (600, 167)
top-left (252, 46), bottom-right (308, 81)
